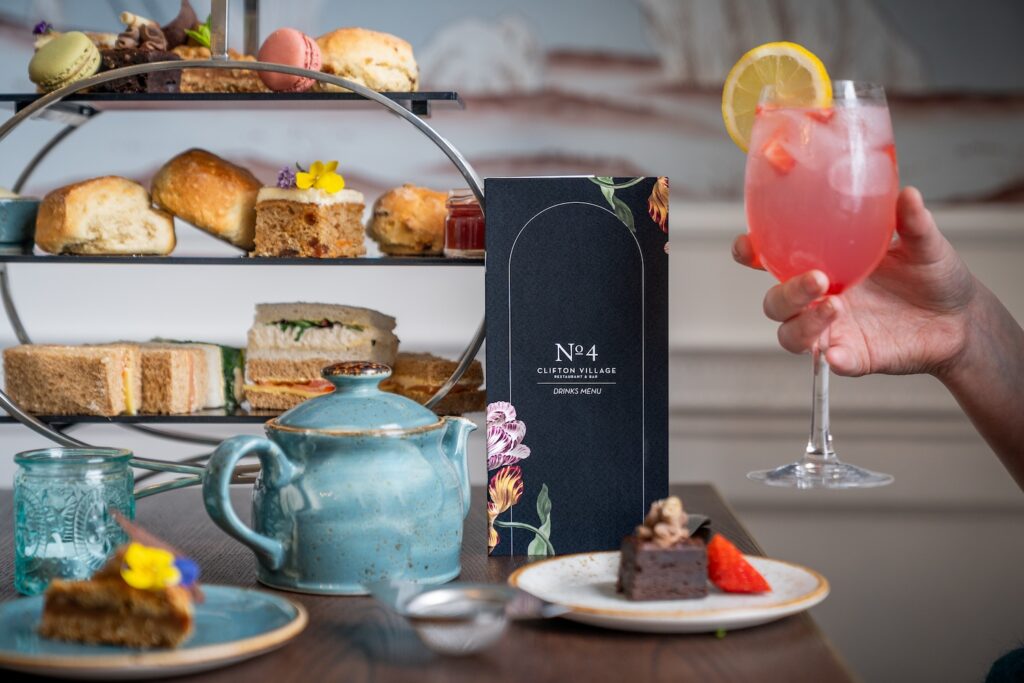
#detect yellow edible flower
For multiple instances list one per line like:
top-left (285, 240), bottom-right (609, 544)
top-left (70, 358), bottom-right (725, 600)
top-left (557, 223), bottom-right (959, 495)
top-left (120, 542), bottom-right (182, 590)
top-left (295, 160), bottom-right (346, 194)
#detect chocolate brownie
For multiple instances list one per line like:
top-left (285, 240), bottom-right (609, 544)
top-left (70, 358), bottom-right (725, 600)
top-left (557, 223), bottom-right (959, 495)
top-left (93, 49), bottom-right (182, 93)
top-left (617, 534), bottom-right (709, 600)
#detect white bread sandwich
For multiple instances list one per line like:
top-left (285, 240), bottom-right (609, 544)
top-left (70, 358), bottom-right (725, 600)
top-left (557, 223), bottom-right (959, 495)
top-left (380, 352), bottom-right (485, 416)
top-left (244, 302), bottom-right (399, 411)
top-left (35, 176), bottom-right (175, 255)
top-left (154, 340), bottom-right (245, 412)
top-left (3, 344), bottom-right (141, 416)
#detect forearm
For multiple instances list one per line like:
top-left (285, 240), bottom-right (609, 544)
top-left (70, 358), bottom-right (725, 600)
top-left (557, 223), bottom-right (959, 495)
top-left (937, 281), bottom-right (1024, 489)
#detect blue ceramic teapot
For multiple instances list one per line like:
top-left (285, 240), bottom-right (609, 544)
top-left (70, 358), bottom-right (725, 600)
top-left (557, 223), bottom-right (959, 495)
top-left (203, 361), bottom-right (475, 595)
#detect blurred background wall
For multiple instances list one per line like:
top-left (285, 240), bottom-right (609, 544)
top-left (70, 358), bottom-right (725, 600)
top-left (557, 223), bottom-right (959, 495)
top-left (0, 1), bottom-right (1022, 680)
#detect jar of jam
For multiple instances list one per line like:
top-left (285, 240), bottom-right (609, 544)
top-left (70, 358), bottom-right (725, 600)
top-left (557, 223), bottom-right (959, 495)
top-left (444, 189), bottom-right (485, 259)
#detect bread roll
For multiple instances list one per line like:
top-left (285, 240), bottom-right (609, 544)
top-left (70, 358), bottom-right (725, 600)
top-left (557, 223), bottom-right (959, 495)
top-left (35, 176), bottom-right (175, 255)
top-left (315, 28), bottom-right (418, 92)
top-left (152, 149), bottom-right (261, 250)
top-left (368, 184), bottom-right (446, 256)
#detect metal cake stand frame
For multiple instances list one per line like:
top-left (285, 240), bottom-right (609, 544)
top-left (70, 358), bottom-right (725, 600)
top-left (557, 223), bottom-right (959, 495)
top-left (0, 3), bottom-right (486, 494)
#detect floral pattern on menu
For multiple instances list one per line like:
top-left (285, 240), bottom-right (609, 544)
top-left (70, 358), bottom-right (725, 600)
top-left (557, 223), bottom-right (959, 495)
top-left (648, 176), bottom-right (669, 233)
top-left (589, 176), bottom-right (670, 239)
top-left (487, 401), bottom-right (555, 556)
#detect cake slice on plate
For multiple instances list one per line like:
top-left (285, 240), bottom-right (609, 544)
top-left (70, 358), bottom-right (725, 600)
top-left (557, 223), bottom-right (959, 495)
top-left (39, 517), bottom-right (200, 648)
top-left (617, 496), bottom-right (709, 600)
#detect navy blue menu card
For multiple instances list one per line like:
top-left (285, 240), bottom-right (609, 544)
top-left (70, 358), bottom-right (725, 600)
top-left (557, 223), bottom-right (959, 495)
top-left (485, 176), bottom-right (669, 556)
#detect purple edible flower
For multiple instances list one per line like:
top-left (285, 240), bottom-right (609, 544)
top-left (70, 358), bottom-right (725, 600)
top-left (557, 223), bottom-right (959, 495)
top-left (276, 166), bottom-right (297, 189)
top-left (32, 21), bottom-right (53, 35)
top-left (173, 557), bottom-right (200, 587)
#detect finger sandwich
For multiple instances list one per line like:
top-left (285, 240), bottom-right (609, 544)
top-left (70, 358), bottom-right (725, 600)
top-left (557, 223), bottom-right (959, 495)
top-left (244, 302), bottom-right (399, 410)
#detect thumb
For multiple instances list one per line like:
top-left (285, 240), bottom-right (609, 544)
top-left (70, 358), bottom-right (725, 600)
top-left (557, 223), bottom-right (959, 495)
top-left (826, 345), bottom-right (868, 377)
top-left (894, 187), bottom-right (948, 264)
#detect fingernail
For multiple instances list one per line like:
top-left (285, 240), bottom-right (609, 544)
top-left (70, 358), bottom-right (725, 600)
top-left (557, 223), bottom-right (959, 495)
top-left (803, 272), bottom-right (825, 296)
top-left (819, 299), bottom-right (835, 317)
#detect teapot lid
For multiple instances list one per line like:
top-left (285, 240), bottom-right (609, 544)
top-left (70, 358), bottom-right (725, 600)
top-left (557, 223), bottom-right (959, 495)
top-left (270, 362), bottom-right (441, 433)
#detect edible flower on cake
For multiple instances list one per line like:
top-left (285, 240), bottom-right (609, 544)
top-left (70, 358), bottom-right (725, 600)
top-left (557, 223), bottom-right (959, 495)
top-left (296, 160), bottom-right (346, 194)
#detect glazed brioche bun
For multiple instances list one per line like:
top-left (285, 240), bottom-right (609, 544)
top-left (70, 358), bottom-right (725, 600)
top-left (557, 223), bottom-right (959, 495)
top-left (314, 28), bottom-right (418, 92)
top-left (151, 149), bottom-right (261, 250)
top-left (368, 184), bottom-right (447, 256)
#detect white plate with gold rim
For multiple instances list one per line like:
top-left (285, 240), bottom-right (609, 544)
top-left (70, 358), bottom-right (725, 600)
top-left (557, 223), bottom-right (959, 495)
top-left (509, 551), bottom-right (828, 633)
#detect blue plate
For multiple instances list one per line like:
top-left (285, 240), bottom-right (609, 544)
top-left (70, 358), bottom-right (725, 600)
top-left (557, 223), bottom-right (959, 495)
top-left (0, 585), bottom-right (307, 680)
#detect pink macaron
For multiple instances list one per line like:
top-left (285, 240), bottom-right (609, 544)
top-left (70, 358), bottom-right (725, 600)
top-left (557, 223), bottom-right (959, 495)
top-left (258, 28), bottom-right (322, 92)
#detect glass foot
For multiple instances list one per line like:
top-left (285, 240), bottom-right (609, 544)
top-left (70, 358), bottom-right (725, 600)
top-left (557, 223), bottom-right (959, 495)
top-left (748, 460), bottom-right (894, 489)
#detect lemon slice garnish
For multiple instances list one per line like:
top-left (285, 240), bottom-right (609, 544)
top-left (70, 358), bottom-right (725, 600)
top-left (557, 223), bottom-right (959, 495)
top-left (722, 42), bottom-right (832, 152)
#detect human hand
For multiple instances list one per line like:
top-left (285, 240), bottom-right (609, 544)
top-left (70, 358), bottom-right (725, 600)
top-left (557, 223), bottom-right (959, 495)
top-left (732, 187), bottom-right (977, 378)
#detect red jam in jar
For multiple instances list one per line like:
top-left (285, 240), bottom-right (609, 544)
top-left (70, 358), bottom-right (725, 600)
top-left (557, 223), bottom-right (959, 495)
top-left (444, 189), bottom-right (485, 258)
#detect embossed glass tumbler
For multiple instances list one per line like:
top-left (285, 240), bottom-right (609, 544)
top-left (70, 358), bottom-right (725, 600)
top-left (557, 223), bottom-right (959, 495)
top-left (14, 448), bottom-right (135, 595)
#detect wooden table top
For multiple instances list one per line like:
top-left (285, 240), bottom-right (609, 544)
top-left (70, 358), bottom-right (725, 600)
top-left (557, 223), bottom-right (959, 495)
top-left (0, 484), bottom-right (853, 682)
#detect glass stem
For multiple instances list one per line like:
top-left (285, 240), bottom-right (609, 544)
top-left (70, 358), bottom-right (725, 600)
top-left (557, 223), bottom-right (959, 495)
top-left (806, 326), bottom-right (836, 463)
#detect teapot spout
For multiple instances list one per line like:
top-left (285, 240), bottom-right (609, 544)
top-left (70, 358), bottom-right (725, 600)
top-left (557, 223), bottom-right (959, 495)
top-left (441, 416), bottom-right (476, 519)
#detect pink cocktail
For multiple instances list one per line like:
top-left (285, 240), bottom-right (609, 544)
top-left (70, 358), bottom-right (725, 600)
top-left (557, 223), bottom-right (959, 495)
top-left (745, 80), bottom-right (897, 489)
top-left (746, 99), bottom-right (898, 294)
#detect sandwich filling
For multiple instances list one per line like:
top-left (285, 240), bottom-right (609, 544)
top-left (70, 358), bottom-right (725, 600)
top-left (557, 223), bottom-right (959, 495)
top-left (122, 364), bottom-right (137, 415)
top-left (274, 319), bottom-right (365, 342)
top-left (243, 378), bottom-right (334, 398)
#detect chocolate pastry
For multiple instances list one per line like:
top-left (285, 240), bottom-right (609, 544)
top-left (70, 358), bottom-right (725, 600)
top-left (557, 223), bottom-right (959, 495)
top-left (617, 496), bottom-right (709, 601)
top-left (94, 49), bottom-right (182, 93)
top-left (115, 12), bottom-right (168, 51)
top-left (161, 0), bottom-right (199, 50)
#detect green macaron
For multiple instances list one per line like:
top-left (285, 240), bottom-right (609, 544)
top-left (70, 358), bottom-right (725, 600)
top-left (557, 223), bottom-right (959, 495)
top-left (28, 31), bottom-right (101, 92)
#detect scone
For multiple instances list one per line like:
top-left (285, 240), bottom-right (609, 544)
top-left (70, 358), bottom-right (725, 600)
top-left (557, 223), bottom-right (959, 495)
top-left (152, 149), bottom-right (261, 250)
top-left (368, 184), bottom-right (446, 256)
top-left (380, 352), bottom-right (485, 415)
top-left (314, 28), bottom-right (418, 92)
top-left (35, 176), bottom-right (175, 255)
top-left (172, 45), bottom-right (269, 92)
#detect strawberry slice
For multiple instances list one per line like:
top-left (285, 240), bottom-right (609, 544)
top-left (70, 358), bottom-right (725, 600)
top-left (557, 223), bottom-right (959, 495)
top-left (707, 535), bottom-right (770, 593)
top-left (807, 108), bottom-right (835, 123)
top-left (761, 138), bottom-right (796, 174)
top-left (881, 143), bottom-right (898, 166)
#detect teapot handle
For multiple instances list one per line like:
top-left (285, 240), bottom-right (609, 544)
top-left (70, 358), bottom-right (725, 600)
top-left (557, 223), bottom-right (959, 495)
top-left (202, 435), bottom-right (294, 571)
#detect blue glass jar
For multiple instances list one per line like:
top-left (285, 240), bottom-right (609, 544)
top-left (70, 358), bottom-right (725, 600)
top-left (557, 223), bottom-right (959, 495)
top-left (14, 448), bottom-right (135, 595)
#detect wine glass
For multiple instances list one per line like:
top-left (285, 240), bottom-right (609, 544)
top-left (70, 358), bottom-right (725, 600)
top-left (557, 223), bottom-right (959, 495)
top-left (744, 80), bottom-right (897, 489)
